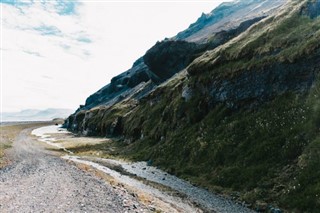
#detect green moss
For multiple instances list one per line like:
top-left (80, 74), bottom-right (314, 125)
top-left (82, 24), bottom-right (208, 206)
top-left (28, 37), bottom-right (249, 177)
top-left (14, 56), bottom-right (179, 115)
top-left (110, 73), bottom-right (320, 212)
top-left (69, 2), bottom-right (320, 211)
top-left (282, 137), bottom-right (320, 212)
top-left (190, 10), bottom-right (320, 81)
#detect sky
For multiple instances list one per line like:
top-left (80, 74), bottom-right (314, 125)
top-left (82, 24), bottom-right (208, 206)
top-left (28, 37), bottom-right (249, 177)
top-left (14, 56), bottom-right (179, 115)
top-left (1, 0), bottom-right (229, 112)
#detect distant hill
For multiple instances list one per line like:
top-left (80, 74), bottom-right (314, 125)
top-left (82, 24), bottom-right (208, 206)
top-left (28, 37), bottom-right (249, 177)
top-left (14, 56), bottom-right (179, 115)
top-left (1, 108), bottom-right (74, 122)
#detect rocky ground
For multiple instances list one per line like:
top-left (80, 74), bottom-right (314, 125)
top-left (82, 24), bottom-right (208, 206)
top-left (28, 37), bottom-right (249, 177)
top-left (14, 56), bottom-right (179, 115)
top-left (0, 126), bottom-right (150, 213)
top-left (0, 124), bottom-right (255, 213)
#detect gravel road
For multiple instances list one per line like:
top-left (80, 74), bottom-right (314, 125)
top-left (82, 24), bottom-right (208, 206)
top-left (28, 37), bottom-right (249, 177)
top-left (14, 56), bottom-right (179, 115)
top-left (0, 127), bottom-right (148, 213)
top-left (0, 125), bottom-right (256, 213)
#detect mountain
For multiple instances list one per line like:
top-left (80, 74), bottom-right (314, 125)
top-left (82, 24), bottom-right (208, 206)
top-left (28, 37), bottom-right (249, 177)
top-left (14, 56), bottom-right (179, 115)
top-left (1, 108), bottom-right (73, 122)
top-left (78, 0), bottom-right (286, 111)
top-left (175, 0), bottom-right (285, 42)
top-left (65, 0), bottom-right (320, 212)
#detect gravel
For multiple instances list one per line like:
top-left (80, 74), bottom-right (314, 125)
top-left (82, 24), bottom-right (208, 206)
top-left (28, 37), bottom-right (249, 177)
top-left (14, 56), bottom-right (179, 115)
top-left (0, 128), bottom-right (148, 213)
top-left (1, 125), bottom-right (256, 213)
top-left (84, 158), bottom-right (255, 213)
top-left (63, 155), bottom-right (201, 213)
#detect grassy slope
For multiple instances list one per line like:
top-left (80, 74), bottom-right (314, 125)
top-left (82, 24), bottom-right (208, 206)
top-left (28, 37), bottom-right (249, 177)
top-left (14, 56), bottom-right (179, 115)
top-left (189, 1), bottom-right (320, 80)
top-left (119, 78), bottom-right (319, 212)
top-left (70, 1), bottom-right (320, 211)
top-left (118, 2), bottom-right (320, 212)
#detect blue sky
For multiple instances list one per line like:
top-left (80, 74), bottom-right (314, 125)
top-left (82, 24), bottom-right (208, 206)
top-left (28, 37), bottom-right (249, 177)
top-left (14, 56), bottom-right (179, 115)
top-left (2, 0), bottom-right (79, 14)
top-left (1, 0), bottom-right (228, 112)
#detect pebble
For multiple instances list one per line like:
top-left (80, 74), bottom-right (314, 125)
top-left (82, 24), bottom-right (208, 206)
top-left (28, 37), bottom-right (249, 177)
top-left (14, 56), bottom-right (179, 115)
top-left (0, 127), bottom-right (150, 213)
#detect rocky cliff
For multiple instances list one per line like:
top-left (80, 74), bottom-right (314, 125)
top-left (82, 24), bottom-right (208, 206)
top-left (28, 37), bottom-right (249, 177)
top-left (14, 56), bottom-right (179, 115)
top-left (175, 0), bottom-right (285, 43)
top-left (65, 0), bottom-right (320, 212)
top-left (78, 0), bottom-right (284, 112)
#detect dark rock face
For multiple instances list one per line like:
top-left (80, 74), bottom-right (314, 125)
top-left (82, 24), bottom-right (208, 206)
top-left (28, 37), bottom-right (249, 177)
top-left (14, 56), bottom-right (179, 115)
top-left (64, 111), bottom-right (85, 132)
top-left (143, 40), bottom-right (205, 82)
top-left (109, 116), bottom-right (123, 136)
top-left (82, 39), bottom-right (205, 110)
top-left (300, 0), bottom-right (320, 19)
top-left (202, 54), bottom-right (320, 110)
top-left (84, 58), bottom-right (153, 110)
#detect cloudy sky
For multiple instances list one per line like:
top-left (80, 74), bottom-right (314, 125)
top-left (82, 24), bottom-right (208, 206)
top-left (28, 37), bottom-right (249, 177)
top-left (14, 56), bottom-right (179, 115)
top-left (1, 0), bottom-right (228, 112)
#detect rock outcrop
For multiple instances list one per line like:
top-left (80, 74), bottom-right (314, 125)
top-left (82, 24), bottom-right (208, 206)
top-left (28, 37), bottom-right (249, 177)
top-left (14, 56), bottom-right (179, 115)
top-left (76, 0), bottom-right (285, 112)
top-left (83, 58), bottom-right (153, 110)
top-left (300, 0), bottom-right (320, 18)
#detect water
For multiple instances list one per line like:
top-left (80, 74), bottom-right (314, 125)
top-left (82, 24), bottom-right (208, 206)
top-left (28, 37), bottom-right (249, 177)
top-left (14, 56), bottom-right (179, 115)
top-left (31, 125), bottom-right (73, 154)
top-left (62, 155), bottom-right (199, 212)
top-left (32, 125), bottom-right (255, 213)
top-left (84, 157), bottom-right (254, 213)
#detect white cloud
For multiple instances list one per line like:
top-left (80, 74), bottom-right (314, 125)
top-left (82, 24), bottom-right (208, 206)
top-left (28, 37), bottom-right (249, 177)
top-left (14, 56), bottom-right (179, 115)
top-left (1, 0), bottom-right (228, 112)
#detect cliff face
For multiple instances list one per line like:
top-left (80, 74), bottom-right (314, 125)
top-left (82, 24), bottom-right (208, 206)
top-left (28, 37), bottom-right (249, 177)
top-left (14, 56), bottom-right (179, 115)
top-left (65, 0), bottom-right (320, 211)
top-left (81, 41), bottom-right (205, 111)
top-left (83, 57), bottom-right (153, 110)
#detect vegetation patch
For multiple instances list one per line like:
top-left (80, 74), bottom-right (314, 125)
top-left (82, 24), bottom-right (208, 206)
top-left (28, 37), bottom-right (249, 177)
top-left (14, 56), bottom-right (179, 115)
top-left (0, 122), bottom-right (52, 167)
top-left (189, 9), bottom-right (320, 81)
top-left (116, 75), bottom-right (320, 212)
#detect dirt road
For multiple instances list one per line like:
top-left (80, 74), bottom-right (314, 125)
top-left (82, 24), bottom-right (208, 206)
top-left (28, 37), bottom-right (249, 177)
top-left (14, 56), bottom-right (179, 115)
top-left (0, 125), bottom-right (254, 213)
top-left (0, 127), bottom-right (148, 212)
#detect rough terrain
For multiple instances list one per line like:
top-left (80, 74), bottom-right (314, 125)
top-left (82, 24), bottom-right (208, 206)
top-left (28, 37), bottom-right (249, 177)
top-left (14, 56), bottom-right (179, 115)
top-left (0, 123), bottom-right (256, 213)
top-left (64, 0), bottom-right (320, 211)
top-left (0, 126), bottom-right (149, 212)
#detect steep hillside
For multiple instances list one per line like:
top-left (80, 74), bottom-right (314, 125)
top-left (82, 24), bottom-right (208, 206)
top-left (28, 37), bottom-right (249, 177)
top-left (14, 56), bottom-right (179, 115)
top-left (175, 0), bottom-right (285, 43)
top-left (65, 0), bottom-right (320, 212)
top-left (79, 0), bottom-right (284, 111)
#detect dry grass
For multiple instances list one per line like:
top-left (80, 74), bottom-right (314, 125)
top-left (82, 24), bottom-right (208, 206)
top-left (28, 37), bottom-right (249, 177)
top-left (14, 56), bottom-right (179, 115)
top-left (52, 133), bottom-right (109, 149)
top-left (0, 122), bottom-right (52, 167)
top-left (46, 133), bottom-right (112, 157)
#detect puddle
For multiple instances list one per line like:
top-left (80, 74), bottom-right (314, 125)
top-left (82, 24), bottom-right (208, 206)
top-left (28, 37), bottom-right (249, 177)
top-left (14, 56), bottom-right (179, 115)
top-left (31, 125), bottom-right (73, 154)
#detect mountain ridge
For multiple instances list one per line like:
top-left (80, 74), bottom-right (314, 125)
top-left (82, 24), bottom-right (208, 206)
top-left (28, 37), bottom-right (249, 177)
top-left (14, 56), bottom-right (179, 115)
top-left (78, 0), bottom-right (285, 111)
top-left (175, 0), bottom-right (286, 43)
